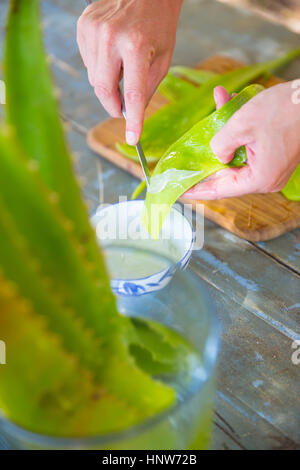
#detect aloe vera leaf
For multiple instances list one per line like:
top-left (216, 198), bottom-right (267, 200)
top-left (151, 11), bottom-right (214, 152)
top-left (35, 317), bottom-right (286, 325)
top-left (127, 318), bottom-right (200, 376)
top-left (100, 336), bottom-right (176, 411)
top-left (4, 0), bottom-right (108, 284)
top-left (3, 0), bottom-right (178, 425)
top-left (128, 318), bottom-right (185, 367)
top-left (0, 126), bottom-right (169, 376)
top-left (0, 184), bottom-right (175, 434)
top-left (0, 194), bottom-right (105, 375)
top-left (1, 1), bottom-right (179, 434)
top-left (158, 73), bottom-right (197, 101)
top-left (0, 251), bottom-right (174, 435)
top-left (143, 85), bottom-right (264, 239)
top-left (0, 276), bottom-right (154, 436)
top-left (4, 0), bottom-right (176, 372)
top-left (169, 66), bottom-right (217, 85)
top-left (0, 276), bottom-right (96, 435)
top-left (118, 49), bottom-right (300, 163)
top-left (5, 1), bottom-right (164, 379)
top-left (281, 164), bottom-right (300, 201)
top-left (0, 127), bottom-right (120, 338)
top-left (159, 68), bottom-right (217, 102)
top-left (159, 67), bottom-right (269, 104)
top-left (131, 179), bottom-right (147, 199)
top-left (0, 127), bottom-right (176, 411)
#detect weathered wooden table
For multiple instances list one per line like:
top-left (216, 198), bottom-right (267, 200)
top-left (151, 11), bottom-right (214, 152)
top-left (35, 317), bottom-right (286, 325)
top-left (0, 0), bottom-right (299, 450)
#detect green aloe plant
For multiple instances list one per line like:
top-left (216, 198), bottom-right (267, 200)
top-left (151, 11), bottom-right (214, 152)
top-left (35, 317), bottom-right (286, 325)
top-left (0, 0), bottom-right (202, 437)
top-left (158, 68), bottom-right (217, 102)
top-left (158, 73), bottom-right (197, 102)
top-left (281, 164), bottom-right (300, 201)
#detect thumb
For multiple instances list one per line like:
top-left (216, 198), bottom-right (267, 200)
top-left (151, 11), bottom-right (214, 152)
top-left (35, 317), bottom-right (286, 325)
top-left (210, 108), bottom-right (252, 164)
top-left (213, 86), bottom-right (231, 110)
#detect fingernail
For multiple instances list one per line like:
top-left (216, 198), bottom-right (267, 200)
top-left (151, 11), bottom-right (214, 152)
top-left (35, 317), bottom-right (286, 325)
top-left (126, 131), bottom-right (138, 146)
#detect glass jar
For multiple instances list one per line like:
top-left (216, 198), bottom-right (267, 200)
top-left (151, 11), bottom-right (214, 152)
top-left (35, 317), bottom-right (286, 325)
top-left (0, 261), bottom-right (219, 450)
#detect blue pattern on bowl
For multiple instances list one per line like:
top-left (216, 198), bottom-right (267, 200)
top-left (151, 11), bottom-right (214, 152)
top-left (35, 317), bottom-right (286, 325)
top-left (110, 243), bottom-right (193, 297)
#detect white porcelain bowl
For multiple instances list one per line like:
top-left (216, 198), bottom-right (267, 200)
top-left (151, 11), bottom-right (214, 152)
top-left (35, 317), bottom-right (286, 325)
top-left (91, 200), bottom-right (194, 296)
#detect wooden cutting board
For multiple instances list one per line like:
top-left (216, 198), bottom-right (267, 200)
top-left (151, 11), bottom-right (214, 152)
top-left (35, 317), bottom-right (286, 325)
top-left (87, 55), bottom-right (300, 242)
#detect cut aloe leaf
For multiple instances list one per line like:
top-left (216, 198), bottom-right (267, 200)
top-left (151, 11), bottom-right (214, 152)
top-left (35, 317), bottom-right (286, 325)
top-left (143, 84), bottom-right (264, 239)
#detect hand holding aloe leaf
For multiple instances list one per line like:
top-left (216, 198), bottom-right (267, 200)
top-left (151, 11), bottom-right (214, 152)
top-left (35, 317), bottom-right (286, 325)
top-left (143, 78), bottom-right (300, 237)
top-left (143, 84), bottom-right (264, 238)
top-left (184, 82), bottom-right (300, 201)
top-left (131, 54), bottom-right (300, 204)
top-left (117, 48), bottom-right (300, 164)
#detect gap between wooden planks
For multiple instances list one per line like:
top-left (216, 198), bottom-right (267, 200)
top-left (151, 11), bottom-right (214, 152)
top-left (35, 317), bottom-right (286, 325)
top-left (87, 55), bottom-right (300, 242)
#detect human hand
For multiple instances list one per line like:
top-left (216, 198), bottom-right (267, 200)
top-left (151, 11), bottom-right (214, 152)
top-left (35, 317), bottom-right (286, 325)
top-left (77, 0), bottom-right (183, 145)
top-left (183, 81), bottom-right (300, 200)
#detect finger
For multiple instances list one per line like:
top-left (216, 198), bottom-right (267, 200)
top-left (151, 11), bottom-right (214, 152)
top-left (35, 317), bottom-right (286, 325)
top-left (93, 46), bottom-right (123, 118)
top-left (85, 25), bottom-right (98, 87)
top-left (214, 86), bottom-right (231, 110)
top-left (123, 54), bottom-right (150, 145)
top-left (146, 56), bottom-right (171, 105)
top-left (77, 11), bottom-right (99, 87)
top-left (77, 13), bottom-right (90, 69)
top-left (183, 166), bottom-right (256, 200)
top-left (76, 27), bottom-right (88, 68)
top-left (210, 107), bottom-right (253, 164)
